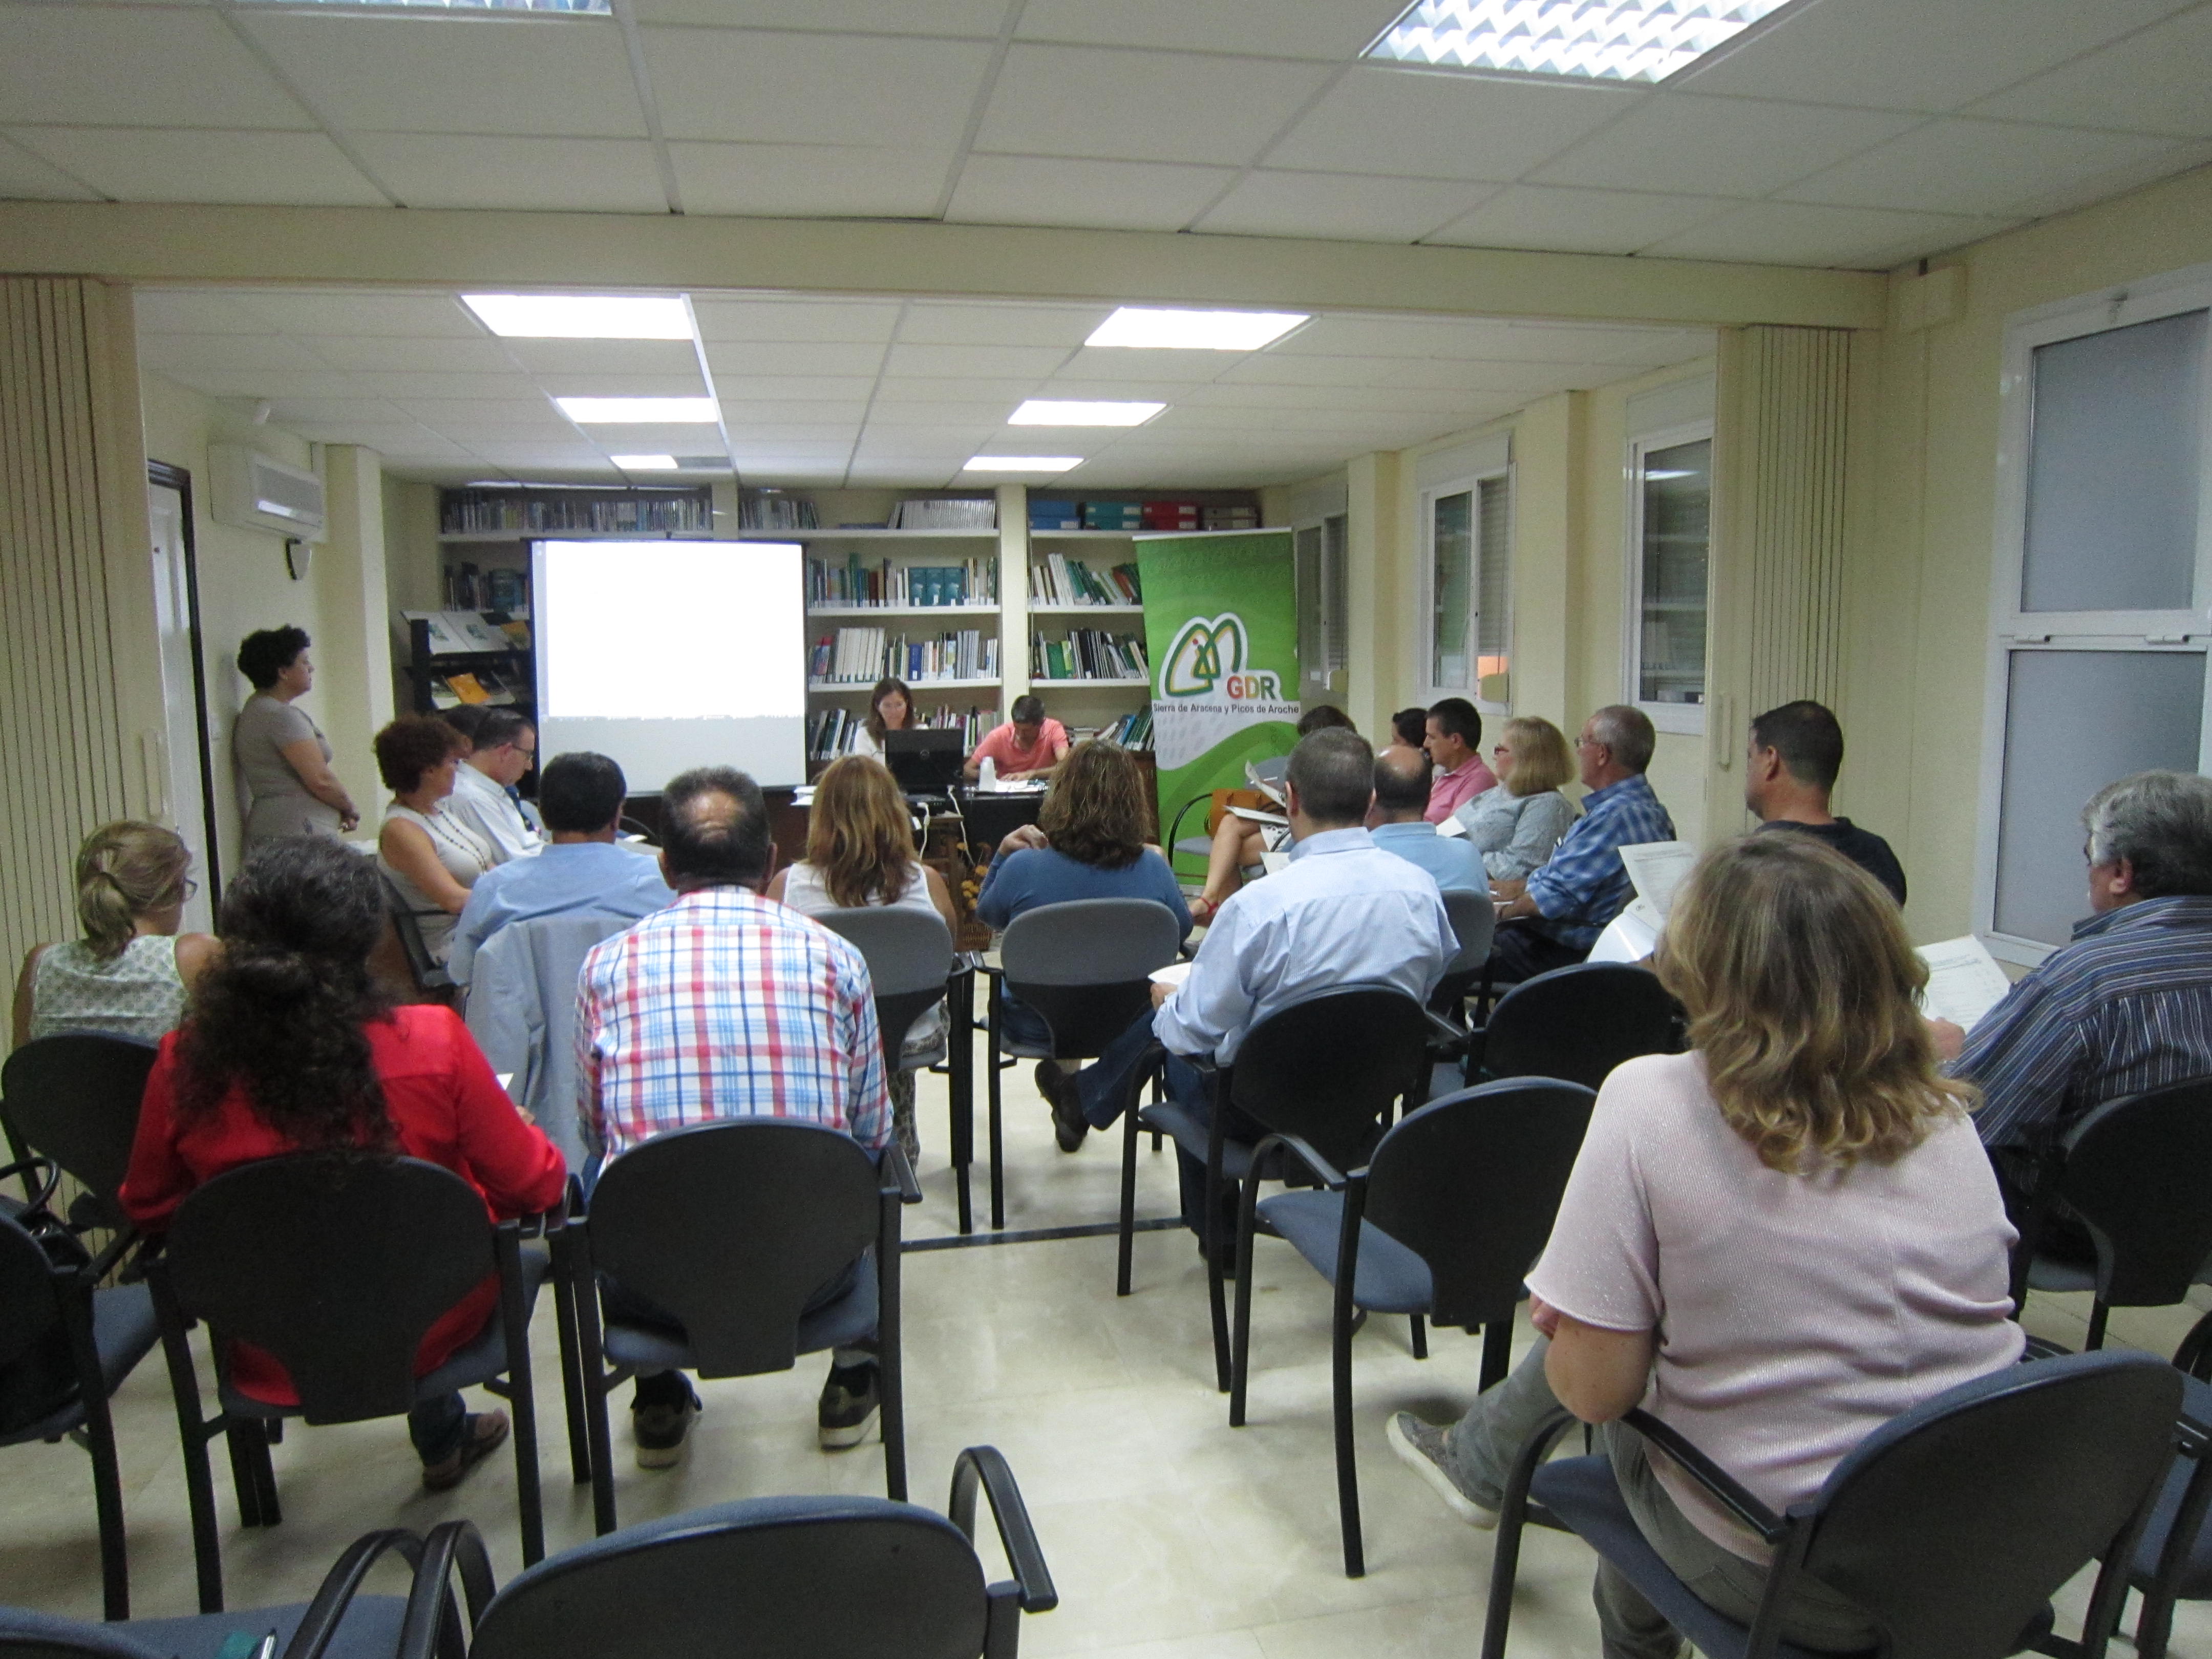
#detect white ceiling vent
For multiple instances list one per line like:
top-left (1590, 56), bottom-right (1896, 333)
top-left (210, 445), bottom-right (327, 541)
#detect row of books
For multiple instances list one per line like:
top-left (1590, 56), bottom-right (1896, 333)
top-left (443, 563), bottom-right (529, 614)
top-left (739, 490), bottom-right (818, 530)
top-left (1097, 707), bottom-right (1153, 750)
top-left (806, 556), bottom-right (998, 608)
top-left (440, 490), bottom-right (711, 535)
top-left (1028, 500), bottom-right (1260, 533)
top-left (1028, 555), bottom-right (1141, 607)
top-left (890, 498), bottom-right (996, 530)
top-left (805, 704), bottom-right (989, 761)
top-left (427, 669), bottom-right (520, 710)
top-left (1030, 629), bottom-right (1149, 683)
top-left (811, 627), bottom-right (1001, 685)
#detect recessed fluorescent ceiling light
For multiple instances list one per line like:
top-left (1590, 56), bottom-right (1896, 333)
top-left (609, 454), bottom-right (680, 471)
top-left (963, 456), bottom-right (1083, 473)
top-left (239, 0), bottom-right (610, 9)
top-left (1009, 399), bottom-right (1165, 427)
top-left (1084, 308), bottom-right (1309, 352)
top-left (464, 294), bottom-right (691, 339)
top-left (1365, 0), bottom-right (1789, 84)
top-left (556, 397), bottom-right (719, 423)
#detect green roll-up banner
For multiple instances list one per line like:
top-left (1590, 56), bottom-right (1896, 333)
top-left (1139, 530), bottom-right (1301, 838)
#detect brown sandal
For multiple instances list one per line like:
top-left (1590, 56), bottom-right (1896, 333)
top-left (421, 1409), bottom-right (510, 1492)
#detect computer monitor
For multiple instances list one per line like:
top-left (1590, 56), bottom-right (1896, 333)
top-left (883, 727), bottom-right (965, 795)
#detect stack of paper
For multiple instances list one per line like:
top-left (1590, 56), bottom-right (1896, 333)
top-left (1618, 841), bottom-right (1699, 932)
top-left (1915, 936), bottom-right (2013, 1030)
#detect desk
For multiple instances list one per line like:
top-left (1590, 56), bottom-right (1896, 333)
top-left (952, 786), bottom-right (1046, 857)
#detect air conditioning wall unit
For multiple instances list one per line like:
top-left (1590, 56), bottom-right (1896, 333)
top-left (210, 445), bottom-right (327, 541)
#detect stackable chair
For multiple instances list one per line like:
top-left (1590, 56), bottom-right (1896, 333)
top-left (985, 898), bottom-right (1183, 1231)
top-left (1, 1033), bottom-right (160, 1225)
top-left (1461, 961), bottom-right (1683, 1091)
top-left (1481, 1350), bottom-right (2182, 1659)
top-left (380, 874), bottom-right (454, 996)
top-left (145, 1154), bottom-right (564, 1610)
top-left (1432, 887), bottom-right (1499, 1017)
top-left (1226, 1078), bottom-right (1597, 1577)
top-left (815, 905), bottom-right (978, 1229)
top-left (564, 1118), bottom-right (922, 1533)
top-left (0, 1157), bottom-right (158, 1621)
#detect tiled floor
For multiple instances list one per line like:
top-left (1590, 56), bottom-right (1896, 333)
top-left (7, 1067), bottom-right (2212, 1657)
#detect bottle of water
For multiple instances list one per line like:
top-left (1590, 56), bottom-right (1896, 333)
top-left (980, 756), bottom-right (998, 791)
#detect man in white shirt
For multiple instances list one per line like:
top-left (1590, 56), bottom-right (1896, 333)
top-left (443, 708), bottom-right (545, 864)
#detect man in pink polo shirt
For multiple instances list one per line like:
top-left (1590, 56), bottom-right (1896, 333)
top-left (1423, 698), bottom-right (1498, 824)
top-left (963, 694), bottom-right (1070, 782)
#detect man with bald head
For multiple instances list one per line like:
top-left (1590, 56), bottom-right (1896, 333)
top-left (1368, 742), bottom-right (1486, 895)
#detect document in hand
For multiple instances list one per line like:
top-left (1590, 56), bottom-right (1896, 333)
top-left (1915, 935), bottom-right (2013, 1030)
top-left (1618, 840), bottom-right (1699, 932)
top-left (1149, 962), bottom-right (1193, 989)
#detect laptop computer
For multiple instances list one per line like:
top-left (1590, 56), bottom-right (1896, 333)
top-left (883, 727), bottom-right (966, 796)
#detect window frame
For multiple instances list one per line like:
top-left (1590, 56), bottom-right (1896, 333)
top-left (1418, 461), bottom-right (1514, 716)
top-left (1293, 511), bottom-right (1349, 706)
top-left (1623, 418), bottom-right (1715, 737)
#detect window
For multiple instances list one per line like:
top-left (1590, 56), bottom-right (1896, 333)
top-left (1979, 267), bottom-right (2212, 961)
top-left (1626, 424), bottom-right (1712, 734)
top-left (1421, 468), bottom-right (1512, 711)
top-left (1295, 512), bottom-right (1349, 706)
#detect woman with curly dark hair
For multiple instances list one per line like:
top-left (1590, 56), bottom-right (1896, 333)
top-left (120, 837), bottom-right (565, 1491)
top-left (974, 740), bottom-right (1190, 1150)
top-left (375, 715), bottom-right (496, 965)
top-left (233, 626), bottom-right (359, 847)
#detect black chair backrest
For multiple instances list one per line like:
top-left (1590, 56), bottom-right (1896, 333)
top-left (1480, 962), bottom-right (1680, 1092)
top-left (1229, 988), bottom-right (1433, 1173)
top-left (1792, 1349), bottom-right (2180, 1659)
top-left (2048, 1077), bottom-right (2212, 1307)
top-left (1001, 898), bottom-right (1182, 1060)
top-left (0, 1035), bottom-right (159, 1222)
top-left (813, 906), bottom-right (955, 1062)
top-left (379, 872), bottom-right (447, 989)
top-left (587, 1119), bottom-right (878, 1377)
top-left (160, 1154), bottom-right (494, 1423)
top-left (1365, 1079), bottom-right (1596, 1329)
top-left (0, 1210), bottom-right (76, 1434)
top-left (470, 1495), bottom-right (988, 1659)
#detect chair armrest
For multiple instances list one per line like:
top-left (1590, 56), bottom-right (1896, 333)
top-left (282, 1528), bottom-right (426, 1659)
top-left (881, 1141), bottom-right (923, 1204)
top-left (395, 1520), bottom-right (497, 1659)
top-left (949, 1445), bottom-right (1058, 1613)
top-left (1248, 1131), bottom-right (1350, 1191)
top-left (1620, 1408), bottom-right (1788, 1545)
top-left (83, 1223), bottom-right (142, 1285)
top-left (0, 1156), bottom-right (59, 1214)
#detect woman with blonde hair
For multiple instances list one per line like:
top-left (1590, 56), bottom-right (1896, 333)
top-left (12, 822), bottom-right (218, 1047)
top-left (768, 756), bottom-right (958, 1165)
top-left (1451, 713), bottom-right (1578, 882)
top-left (1390, 834), bottom-right (2021, 1659)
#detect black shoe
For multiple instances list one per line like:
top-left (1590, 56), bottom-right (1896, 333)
top-left (633, 1380), bottom-right (701, 1469)
top-left (818, 1362), bottom-right (881, 1449)
top-left (1036, 1061), bottom-right (1088, 1152)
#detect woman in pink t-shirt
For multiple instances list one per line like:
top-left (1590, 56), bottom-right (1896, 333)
top-left (1390, 834), bottom-right (2020, 1658)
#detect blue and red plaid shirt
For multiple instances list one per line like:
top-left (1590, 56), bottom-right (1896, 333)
top-left (576, 886), bottom-right (890, 1161)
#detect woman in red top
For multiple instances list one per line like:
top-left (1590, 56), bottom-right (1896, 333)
top-left (121, 836), bottom-right (566, 1491)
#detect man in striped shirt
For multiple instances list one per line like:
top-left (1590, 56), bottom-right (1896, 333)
top-left (577, 765), bottom-right (890, 1467)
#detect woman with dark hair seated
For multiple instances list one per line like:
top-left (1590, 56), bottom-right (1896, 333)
top-left (375, 715), bottom-right (497, 965)
top-left (120, 837), bottom-right (565, 1490)
top-left (232, 626), bottom-right (359, 847)
top-left (1187, 704), bottom-right (1356, 923)
top-left (974, 739), bottom-right (1190, 1150)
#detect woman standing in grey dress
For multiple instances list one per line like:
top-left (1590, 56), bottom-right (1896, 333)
top-left (232, 627), bottom-right (359, 849)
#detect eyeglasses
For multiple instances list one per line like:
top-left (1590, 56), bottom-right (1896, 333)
top-left (177, 878), bottom-right (199, 902)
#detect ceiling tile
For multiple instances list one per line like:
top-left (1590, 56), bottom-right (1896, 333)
top-left (719, 422), bottom-right (860, 441)
top-left (1967, 8), bottom-right (2212, 137)
top-left (297, 424), bottom-right (466, 458)
top-left (944, 154), bottom-right (1236, 231)
top-left (1030, 377), bottom-right (1202, 402)
top-left (881, 343), bottom-right (1072, 379)
top-left (897, 303), bottom-right (1111, 348)
top-left (716, 400), bottom-right (871, 422)
top-left (470, 445), bottom-right (621, 467)
top-left (235, 13), bottom-right (647, 138)
top-left (303, 335), bottom-right (516, 373)
top-left (626, 0), bottom-right (1004, 32)
top-left (500, 338), bottom-right (700, 377)
top-left (1641, 200), bottom-right (2017, 268)
top-left (7, 129), bottom-right (384, 206)
top-left (1674, 0), bottom-right (2197, 113)
top-left (642, 28), bottom-right (991, 146)
top-left (152, 368), bottom-right (369, 400)
top-left (0, 8), bottom-right (309, 129)
top-left (1216, 353), bottom-right (1418, 387)
top-left (678, 374), bottom-right (881, 401)
top-left (691, 300), bottom-right (904, 344)
top-left (1178, 380), bottom-right (1509, 413)
top-left (0, 133), bottom-right (99, 199)
top-left (259, 397), bottom-right (411, 425)
top-left (528, 372), bottom-right (711, 396)
top-left (1423, 185), bottom-right (1730, 253)
top-left (135, 290), bottom-right (272, 334)
top-left (1053, 347), bottom-right (1237, 383)
top-left (1777, 118), bottom-right (2188, 217)
top-left (346, 135), bottom-right (666, 211)
top-left (1266, 66), bottom-right (1642, 183)
top-left (563, 420), bottom-right (723, 450)
top-left (139, 333), bottom-right (331, 372)
top-left (667, 142), bottom-right (948, 216)
top-left (1192, 169), bottom-right (1493, 242)
top-left (1529, 94), bottom-right (1923, 199)
top-left (703, 341), bottom-right (889, 377)
top-left (241, 291), bottom-right (484, 337)
top-left (972, 44), bottom-right (1333, 166)
top-left (388, 398), bottom-right (575, 428)
top-left (343, 371), bottom-right (543, 399)
top-left (1014, 0), bottom-right (1400, 59)
top-left (871, 378), bottom-right (1039, 405)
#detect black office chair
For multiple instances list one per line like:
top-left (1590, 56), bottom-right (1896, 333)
top-left (380, 873), bottom-right (454, 994)
top-left (145, 1154), bottom-right (562, 1610)
top-left (0, 1158), bottom-right (157, 1621)
top-left (2119, 1346), bottom-right (2212, 1659)
top-left (1463, 961), bottom-right (1683, 1090)
top-left (1123, 987), bottom-right (1432, 1392)
top-left (2005, 1078), bottom-right (2212, 1350)
top-left (0, 1528), bottom-right (434, 1659)
top-left (403, 1447), bottom-right (1054, 1659)
top-left (1, 1033), bottom-right (159, 1227)
top-left (565, 1118), bottom-right (922, 1534)
top-left (1227, 1078), bottom-right (1597, 1577)
top-left (1480, 1349), bottom-right (2181, 1659)
top-left (985, 898), bottom-right (1184, 1231)
top-left (815, 906), bottom-right (979, 1230)
top-left (1431, 887), bottom-right (1499, 1019)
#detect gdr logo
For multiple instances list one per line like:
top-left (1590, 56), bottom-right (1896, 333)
top-left (1161, 612), bottom-right (1282, 699)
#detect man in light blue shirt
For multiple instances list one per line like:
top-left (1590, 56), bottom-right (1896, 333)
top-left (449, 751), bottom-right (673, 986)
top-left (1366, 743), bottom-right (1487, 896)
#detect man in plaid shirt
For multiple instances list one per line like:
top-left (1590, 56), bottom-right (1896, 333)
top-left (577, 765), bottom-right (890, 1466)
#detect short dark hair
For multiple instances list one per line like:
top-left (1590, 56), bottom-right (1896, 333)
top-left (1751, 700), bottom-right (1845, 792)
top-left (1296, 704), bottom-right (1355, 736)
top-left (662, 766), bottom-right (770, 886)
top-left (1010, 695), bottom-right (1045, 726)
top-left (1392, 708), bottom-right (1428, 748)
top-left (474, 709), bottom-right (532, 753)
top-left (237, 627), bottom-right (310, 691)
top-left (538, 752), bottom-right (627, 834)
top-left (440, 705), bottom-right (491, 749)
top-left (373, 715), bottom-right (467, 793)
top-left (1288, 728), bottom-right (1374, 826)
top-left (1372, 746), bottom-right (1432, 815)
top-left (1428, 697), bottom-right (1482, 748)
